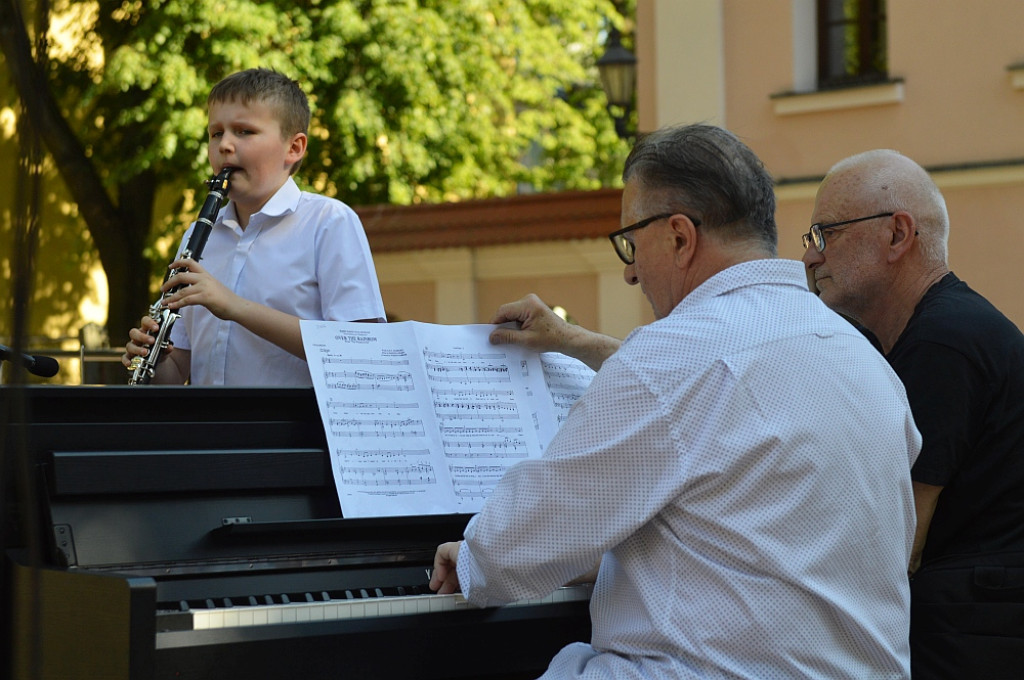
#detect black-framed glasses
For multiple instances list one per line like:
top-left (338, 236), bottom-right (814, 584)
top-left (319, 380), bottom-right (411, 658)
top-left (801, 212), bottom-right (894, 252)
top-left (608, 213), bottom-right (701, 265)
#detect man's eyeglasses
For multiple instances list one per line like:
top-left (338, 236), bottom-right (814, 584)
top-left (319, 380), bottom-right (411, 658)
top-left (801, 212), bottom-right (894, 253)
top-left (608, 213), bottom-right (701, 265)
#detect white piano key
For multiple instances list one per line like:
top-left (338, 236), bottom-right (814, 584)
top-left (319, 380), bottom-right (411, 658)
top-left (187, 584), bottom-right (592, 631)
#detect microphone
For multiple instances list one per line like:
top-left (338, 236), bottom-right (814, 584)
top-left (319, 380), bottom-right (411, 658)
top-left (0, 343), bottom-right (60, 378)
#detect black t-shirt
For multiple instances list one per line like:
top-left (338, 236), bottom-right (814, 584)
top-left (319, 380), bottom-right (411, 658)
top-left (883, 273), bottom-right (1024, 567)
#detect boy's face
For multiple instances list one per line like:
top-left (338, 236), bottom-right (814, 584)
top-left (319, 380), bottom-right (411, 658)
top-left (207, 98), bottom-right (306, 222)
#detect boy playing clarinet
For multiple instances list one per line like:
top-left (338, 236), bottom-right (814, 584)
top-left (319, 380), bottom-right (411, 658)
top-left (122, 68), bottom-right (385, 385)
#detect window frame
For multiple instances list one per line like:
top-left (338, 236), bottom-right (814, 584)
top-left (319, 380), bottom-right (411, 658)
top-left (816, 0), bottom-right (888, 89)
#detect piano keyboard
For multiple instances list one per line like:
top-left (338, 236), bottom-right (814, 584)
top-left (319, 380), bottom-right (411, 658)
top-left (187, 584), bottom-right (592, 631)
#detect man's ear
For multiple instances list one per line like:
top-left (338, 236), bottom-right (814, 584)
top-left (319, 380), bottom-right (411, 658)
top-left (669, 214), bottom-right (699, 267)
top-left (888, 211), bottom-right (916, 263)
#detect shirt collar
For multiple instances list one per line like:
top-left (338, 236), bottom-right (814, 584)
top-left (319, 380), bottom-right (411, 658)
top-left (254, 176), bottom-right (301, 218)
top-left (221, 176), bottom-right (300, 227)
top-left (673, 259), bottom-right (809, 313)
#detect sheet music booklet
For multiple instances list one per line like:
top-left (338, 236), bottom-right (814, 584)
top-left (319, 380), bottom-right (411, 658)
top-left (300, 320), bottom-right (596, 518)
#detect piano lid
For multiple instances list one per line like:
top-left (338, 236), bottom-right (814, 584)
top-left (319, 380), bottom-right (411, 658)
top-left (2, 386), bottom-right (472, 575)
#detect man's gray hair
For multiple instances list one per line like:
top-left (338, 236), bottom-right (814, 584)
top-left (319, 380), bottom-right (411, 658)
top-left (622, 123), bottom-right (778, 255)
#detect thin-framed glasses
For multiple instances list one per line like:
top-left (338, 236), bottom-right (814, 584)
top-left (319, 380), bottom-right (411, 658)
top-left (801, 212), bottom-right (894, 252)
top-left (608, 213), bottom-right (701, 265)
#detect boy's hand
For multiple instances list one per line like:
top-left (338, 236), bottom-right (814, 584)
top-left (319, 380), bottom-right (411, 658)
top-left (162, 258), bottom-right (241, 321)
top-left (123, 314), bottom-right (164, 367)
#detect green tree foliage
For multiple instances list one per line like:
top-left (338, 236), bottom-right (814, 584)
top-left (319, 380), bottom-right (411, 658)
top-left (1, 0), bottom-right (632, 356)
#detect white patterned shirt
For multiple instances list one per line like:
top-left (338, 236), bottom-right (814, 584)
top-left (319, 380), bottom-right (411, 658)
top-left (169, 178), bottom-right (385, 385)
top-left (458, 259), bottom-right (919, 679)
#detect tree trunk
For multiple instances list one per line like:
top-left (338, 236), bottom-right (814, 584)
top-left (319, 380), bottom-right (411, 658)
top-left (100, 171), bottom-right (160, 354)
top-left (0, 0), bottom-right (158, 349)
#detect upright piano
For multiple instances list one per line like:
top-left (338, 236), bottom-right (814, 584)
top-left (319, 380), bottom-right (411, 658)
top-left (1, 386), bottom-right (591, 680)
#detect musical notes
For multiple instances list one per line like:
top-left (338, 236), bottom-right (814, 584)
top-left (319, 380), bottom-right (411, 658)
top-left (338, 463), bottom-right (436, 487)
top-left (300, 320), bottom-right (595, 518)
top-left (328, 417), bottom-right (426, 439)
top-left (441, 438), bottom-right (528, 458)
top-left (423, 350), bottom-right (505, 361)
top-left (424, 362), bottom-right (511, 383)
top-left (338, 448), bottom-right (431, 459)
top-left (540, 353), bottom-right (596, 425)
top-left (325, 370), bottom-right (415, 391)
top-left (322, 357), bottom-right (411, 366)
top-left (431, 387), bottom-right (514, 398)
top-left (328, 400), bottom-right (419, 410)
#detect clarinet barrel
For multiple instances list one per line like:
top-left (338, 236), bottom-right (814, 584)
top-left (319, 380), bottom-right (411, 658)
top-left (128, 167), bottom-right (233, 385)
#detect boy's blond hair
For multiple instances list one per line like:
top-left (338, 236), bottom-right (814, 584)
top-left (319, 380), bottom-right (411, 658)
top-left (208, 68), bottom-right (310, 174)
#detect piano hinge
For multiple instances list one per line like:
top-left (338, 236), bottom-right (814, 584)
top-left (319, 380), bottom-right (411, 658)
top-left (53, 523), bottom-right (78, 566)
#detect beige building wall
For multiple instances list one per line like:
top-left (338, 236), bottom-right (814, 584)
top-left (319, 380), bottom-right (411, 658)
top-left (375, 240), bottom-right (654, 338)
top-left (639, 0), bottom-right (1024, 327)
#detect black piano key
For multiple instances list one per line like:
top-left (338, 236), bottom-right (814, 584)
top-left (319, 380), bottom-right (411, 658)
top-left (279, 594), bottom-right (290, 604)
top-left (344, 590), bottom-right (355, 599)
top-left (396, 586), bottom-right (407, 597)
top-left (248, 596), bottom-right (259, 606)
top-left (264, 594), bottom-right (274, 606)
top-left (374, 588), bottom-right (385, 598)
top-left (178, 600), bottom-right (190, 612)
top-left (359, 589), bottom-right (370, 599)
top-left (205, 598), bottom-right (216, 609)
top-left (304, 592), bottom-right (315, 603)
top-left (320, 591), bottom-right (331, 602)
top-left (222, 598), bottom-right (234, 608)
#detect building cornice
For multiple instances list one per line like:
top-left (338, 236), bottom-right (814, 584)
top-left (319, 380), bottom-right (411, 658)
top-left (359, 157), bottom-right (1024, 252)
top-left (356, 188), bottom-right (623, 253)
top-left (775, 158), bottom-right (1024, 202)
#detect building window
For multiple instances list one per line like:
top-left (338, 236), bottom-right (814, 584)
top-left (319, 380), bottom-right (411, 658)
top-left (817, 0), bottom-right (888, 88)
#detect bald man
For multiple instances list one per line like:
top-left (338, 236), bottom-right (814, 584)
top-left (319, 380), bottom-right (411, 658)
top-left (803, 149), bottom-right (1024, 677)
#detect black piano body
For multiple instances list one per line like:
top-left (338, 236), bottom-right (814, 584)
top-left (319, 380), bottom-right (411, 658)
top-left (1, 386), bottom-right (591, 679)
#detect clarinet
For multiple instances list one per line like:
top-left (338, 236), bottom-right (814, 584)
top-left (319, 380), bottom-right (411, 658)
top-left (128, 167), bottom-right (233, 385)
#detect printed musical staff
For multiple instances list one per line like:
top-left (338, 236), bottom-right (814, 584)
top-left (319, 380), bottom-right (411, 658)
top-left (328, 417), bottom-right (426, 439)
top-left (325, 369), bottom-right (415, 391)
top-left (424, 363), bottom-right (511, 383)
top-left (328, 400), bottom-right (419, 410)
top-left (300, 319), bottom-right (594, 518)
top-left (338, 462), bottom-right (437, 487)
top-left (322, 357), bottom-right (411, 366)
top-left (423, 350), bottom-right (506, 361)
top-left (441, 438), bottom-right (528, 458)
top-left (540, 353), bottom-right (595, 426)
top-left (430, 387), bottom-right (515, 399)
top-left (337, 448), bottom-right (431, 460)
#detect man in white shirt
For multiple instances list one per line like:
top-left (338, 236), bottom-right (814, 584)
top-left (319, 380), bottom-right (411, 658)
top-left (430, 123), bottom-right (920, 679)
